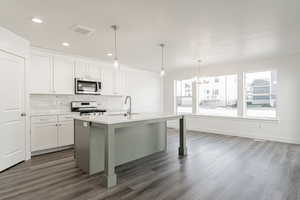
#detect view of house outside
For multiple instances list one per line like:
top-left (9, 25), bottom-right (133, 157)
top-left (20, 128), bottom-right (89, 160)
top-left (197, 74), bottom-right (238, 116)
top-left (245, 71), bottom-right (277, 118)
top-left (175, 71), bottom-right (277, 118)
top-left (176, 79), bottom-right (193, 114)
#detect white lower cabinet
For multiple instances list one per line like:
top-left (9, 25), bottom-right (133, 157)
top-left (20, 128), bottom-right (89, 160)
top-left (31, 114), bottom-right (76, 153)
top-left (31, 123), bottom-right (58, 152)
top-left (58, 121), bottom-right (74, 147)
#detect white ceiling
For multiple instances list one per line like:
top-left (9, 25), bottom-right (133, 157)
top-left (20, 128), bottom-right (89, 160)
top-left (0, 0), bottom-right (300, 72)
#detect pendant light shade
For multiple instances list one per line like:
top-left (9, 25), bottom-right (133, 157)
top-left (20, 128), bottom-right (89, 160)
top-left (111, 25), bottom-right (120, 69)
top-left (160, 68), bottom-right (165, 76)
top-left (159, 43), bottom-right (166, 77)
top-left (113, 59), bottom-right (119, 68)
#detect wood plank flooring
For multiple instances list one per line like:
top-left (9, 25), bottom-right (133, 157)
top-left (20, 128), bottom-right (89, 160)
top-left (1, 129), bottom-right (300, 200)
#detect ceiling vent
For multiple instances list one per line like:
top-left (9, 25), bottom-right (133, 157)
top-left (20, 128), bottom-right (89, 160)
top-left (72, 25), bottom-right (95, 36)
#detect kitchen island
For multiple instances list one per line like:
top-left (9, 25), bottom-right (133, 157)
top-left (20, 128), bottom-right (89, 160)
top-left (74, 113), bottom-right (187, 188)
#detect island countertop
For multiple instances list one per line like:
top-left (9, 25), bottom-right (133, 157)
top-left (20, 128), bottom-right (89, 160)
top-left (74, 113), bottom-right (183, 125)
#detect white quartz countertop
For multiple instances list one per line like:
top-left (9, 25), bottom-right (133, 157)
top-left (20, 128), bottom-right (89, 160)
top-left (74, 113), bottom-right (182, 125)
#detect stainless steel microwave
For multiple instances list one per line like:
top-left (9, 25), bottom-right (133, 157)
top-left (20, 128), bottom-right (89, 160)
top-left (75, 78), bottom-right (102, 95)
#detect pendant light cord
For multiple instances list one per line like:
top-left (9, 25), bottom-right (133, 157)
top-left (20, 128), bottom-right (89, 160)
top-left (114, 26), bottom-right (118, 60)
top-left (160, 43), bottom-right (165, 70)
top-left (197, 59), bottom-right (202, 82)
top-left (111, 25), bottom-right (118, 60)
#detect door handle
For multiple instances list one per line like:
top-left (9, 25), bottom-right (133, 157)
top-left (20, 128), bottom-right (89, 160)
top-left (21, 113), bottom-right (26, 117)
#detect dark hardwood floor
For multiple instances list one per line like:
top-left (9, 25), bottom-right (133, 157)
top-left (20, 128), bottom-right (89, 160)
top-left (1, 129), bottom-right (300, 200)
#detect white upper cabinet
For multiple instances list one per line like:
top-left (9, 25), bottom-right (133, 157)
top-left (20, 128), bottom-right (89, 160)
top-left (30, 52), bottom-right (75, 95)
top-left (53, 56), bottom-right (74, 94)
top-left (30, 50), bottom-right (132, 96)
top-left (30, 53), bottom-right (53, 94)
top-left (87, 63), bottom-right (102, 80)
top-left (74, 61), bottom-right (87, 79)
top-left (101, 68), bottom-right (129, 96)
top-left (101, 67), bottom-right (115, 95)
top-left (75, 61), bottom-right (102, 81)
top-left (115, 70), bottom-right (128, 96)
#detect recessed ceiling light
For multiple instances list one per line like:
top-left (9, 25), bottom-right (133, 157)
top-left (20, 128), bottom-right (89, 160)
top-left (107, 53), bottom-right (113, 56)
top-left (31, 18), bottom-right (43, 24)
top-left (62, 42), bottom-right (70, 47)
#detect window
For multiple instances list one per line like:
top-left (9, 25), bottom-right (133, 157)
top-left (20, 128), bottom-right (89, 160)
top-left (197, 74), bottom-right (238, 116)
top-left (173, 70), bottom-right (278, 120)
top-left (245, 71), bottom-right (277, 118)
top-left (175, 79), bottom-right (193, 114)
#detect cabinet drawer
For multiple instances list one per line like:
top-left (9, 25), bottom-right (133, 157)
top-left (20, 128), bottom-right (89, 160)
top-left (59, 114), bottom-right (77, 122)
top-left (31, 116), bottom-right (58, 124)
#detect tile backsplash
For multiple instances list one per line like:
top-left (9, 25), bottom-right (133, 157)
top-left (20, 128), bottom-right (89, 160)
top-left (30, 94), bottom-right (128, 113)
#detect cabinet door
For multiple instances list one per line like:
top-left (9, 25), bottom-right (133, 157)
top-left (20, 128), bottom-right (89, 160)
top-left (53, 56), bottom-right (74, 94)
top-left (30, 53), bottom-right (53, 94)
top-left (87, 63), bottom-right (102, 81)
top-left (75, 61), bottom-right (88, 79)
top-left (115, 70), bottom-right (128, 96)
top-left (101, 68), bottom-right (115, 95)
top-left (58, 121), bottom-right (74, 146)
top-left (31, 123), bottom-right (58, 152)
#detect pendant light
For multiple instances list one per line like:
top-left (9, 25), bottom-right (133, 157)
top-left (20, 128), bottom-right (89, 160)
top-left (159, 43), bottom-right (165, 76)
top-left (111, 25), bottom-right (119, 69)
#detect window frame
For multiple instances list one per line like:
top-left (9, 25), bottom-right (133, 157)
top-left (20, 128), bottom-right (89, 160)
top-left (196, 74), bottom-right (239, 117)
top-left (174, 70), bottom-right (279, 120)
top-left (243, 70), bottom-right (278, 120)
top-left (174, 79), bottom-right (194, 114)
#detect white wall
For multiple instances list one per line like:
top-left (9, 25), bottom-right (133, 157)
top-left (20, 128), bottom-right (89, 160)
top-left (164, 54), bottom-right (300, 144)
top-left (0, 27), bottom-right (29, 58)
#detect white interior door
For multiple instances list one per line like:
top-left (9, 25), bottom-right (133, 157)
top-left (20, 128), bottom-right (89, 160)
top-left (0, 50), bottom-right (25, 171)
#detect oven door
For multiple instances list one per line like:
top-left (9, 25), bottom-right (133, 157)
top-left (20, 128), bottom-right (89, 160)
top-left (75, 79), bottom-right (101, 95)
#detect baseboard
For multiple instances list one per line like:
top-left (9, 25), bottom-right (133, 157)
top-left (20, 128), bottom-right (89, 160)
top-left (31, 145), bottom-right (74, 156)
top-left (188, 127), bottom-right (300, 145)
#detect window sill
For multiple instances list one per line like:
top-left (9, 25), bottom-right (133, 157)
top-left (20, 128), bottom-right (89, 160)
top-left (185, 113), bottom-right (279, 122)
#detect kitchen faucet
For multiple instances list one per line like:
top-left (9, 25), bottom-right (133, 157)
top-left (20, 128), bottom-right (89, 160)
top-left (124, 96), bottom-right (132, 116)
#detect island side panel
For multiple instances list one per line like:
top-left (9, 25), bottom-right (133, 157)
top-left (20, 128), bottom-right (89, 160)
top-left (90, 126), bottom-right (105, 175)
top-left (104, 125), bottom-right (117, 188)
top-left (74, 120), bottom-right (90, 173)
top-left (115, 122), bottom-right (166, 166)
top-left (88, 121), bottom-right (167, 176)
